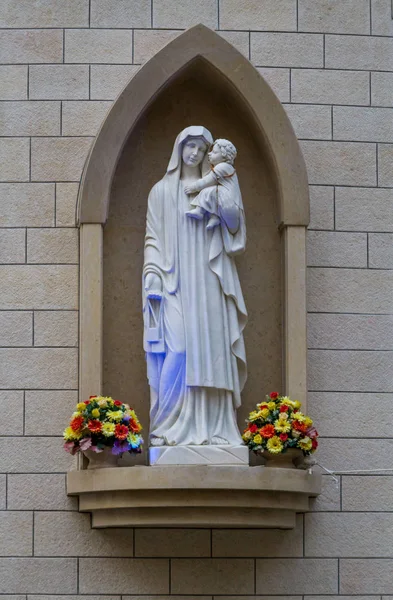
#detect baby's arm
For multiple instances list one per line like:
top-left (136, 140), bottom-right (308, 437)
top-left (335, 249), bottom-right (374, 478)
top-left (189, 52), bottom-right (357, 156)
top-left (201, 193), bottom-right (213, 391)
top-left (184, 171), bottom-right (217, 195)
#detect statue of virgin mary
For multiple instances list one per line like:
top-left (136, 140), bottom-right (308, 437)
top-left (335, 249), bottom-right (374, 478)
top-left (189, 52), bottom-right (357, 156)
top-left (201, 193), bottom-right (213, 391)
top-left (143, 126), bottom-right (247, 449)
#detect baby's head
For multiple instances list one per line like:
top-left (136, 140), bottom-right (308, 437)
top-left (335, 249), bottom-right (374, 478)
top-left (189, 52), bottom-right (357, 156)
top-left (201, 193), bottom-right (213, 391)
top-left (208, 139), bottom-right (237, 166)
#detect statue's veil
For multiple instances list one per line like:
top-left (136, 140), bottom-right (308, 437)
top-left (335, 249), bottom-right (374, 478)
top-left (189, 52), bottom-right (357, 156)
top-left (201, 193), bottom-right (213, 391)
top-left (166, 125), bottom-right (213, 178)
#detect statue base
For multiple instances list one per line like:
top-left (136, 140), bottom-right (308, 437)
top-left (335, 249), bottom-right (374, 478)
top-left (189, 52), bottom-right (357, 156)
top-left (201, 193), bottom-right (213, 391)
top-left (149, 444), bottom-right (249, 465)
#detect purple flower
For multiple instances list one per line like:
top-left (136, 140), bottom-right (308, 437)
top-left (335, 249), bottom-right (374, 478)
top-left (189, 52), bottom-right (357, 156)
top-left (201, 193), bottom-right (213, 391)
top-left (64, 441), bottom-right (77, 455)
top-left (112, 439), bottom-right (130, 455)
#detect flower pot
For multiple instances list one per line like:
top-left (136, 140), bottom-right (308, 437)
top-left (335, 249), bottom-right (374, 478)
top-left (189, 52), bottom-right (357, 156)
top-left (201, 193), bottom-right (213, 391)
top-left (83, 447), bottom-right (119, 469)
top-left (262, 448), bottom-right (304, 469)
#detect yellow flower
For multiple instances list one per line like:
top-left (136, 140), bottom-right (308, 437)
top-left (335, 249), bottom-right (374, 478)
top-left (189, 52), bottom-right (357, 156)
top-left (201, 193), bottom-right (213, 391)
top-left (274, 419), bottom-right (291, 433)
top-left (97, 398), bottom-right (107, 408)
top-left (266, 436), bottom-right (283, 454)
top-left (71, 411), bottom-right (81, 418)
top-left (63, 426), bottom-right (82, 441)
top-left (253, 434), bottom-right (262, 445)
top-left (91, 408), bottom-right (100, 418)
top-left (102, 422), bottom-right (115, 437)
top-left (304, 417), bottom-right (313, 428)
top-left (76, 402), bottom-right (86, 412)
top-left (267, 401), bottom-right (276, 410)
top-left (258, 408), bottom-right (270, 419)
top-left (299, 436), bottom-right (312, 451)
top-left (278, 412), bottom-right (289, 421)
top-left (293, 412), bottom-right (306, 422)
top-left (107, 410), bottom-right (123, 421)
top-left (249, 411), bottom-right (259, 422)
top-left (242, 430), bottom-right (252, 440)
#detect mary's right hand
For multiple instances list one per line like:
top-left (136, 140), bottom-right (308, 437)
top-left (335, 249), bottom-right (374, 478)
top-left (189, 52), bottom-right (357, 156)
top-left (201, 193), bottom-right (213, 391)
top-left (145, 273), bottom-right (163, 299)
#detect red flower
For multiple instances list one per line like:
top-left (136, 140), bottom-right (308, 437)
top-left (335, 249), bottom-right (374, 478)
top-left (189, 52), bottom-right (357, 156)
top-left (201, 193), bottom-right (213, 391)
top-left (89, 395), bottom-right (97, 399)
top-left (260, 404), bottom-right (268, 410)
top-left (293, 420), bottom-right (307, 433)
top-left (249, 424), bottom-right (258, 433)
top-left (114, 400), bottom-right (122, 406)
top-left (87, 419), bottom-right (102, 433)
top-left (70, 415), bottom-right (84, 432)
top-left (270, 392), bottom-right (279, 399)
top-left (84, 400), bottom-right (90, 405)
top-left (312, 439), bottom-right (318, 450)
top-left (129, 419), bottom-right (141, 433)
top-left (260, 424), bottom-right (275, 438)
top-left (279, 433), bottom-right (288, 441)
top-left (280, 405), bottom-right (289, 413)
top-left (115, 424), bottom-right (129, 440)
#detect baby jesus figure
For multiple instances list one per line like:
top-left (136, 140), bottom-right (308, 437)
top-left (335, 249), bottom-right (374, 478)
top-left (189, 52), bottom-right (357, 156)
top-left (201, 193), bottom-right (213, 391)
top-left (185, 139), bottom-right (240, 230)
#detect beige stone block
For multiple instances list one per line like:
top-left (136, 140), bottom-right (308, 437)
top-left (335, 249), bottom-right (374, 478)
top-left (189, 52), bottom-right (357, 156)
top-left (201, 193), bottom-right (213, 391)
top-left (56, 183), bottom-right (78, 227)
top-left (300, 141), bottom-right (376, 186)
top-left (369, 233), bottom-right (393, 268)
top-left (91, 0), bottom-right (150, 27)
top-left (299, 0), bottom-right (370, 33)
top-left (25, 390), bottom-right (77, 435)
top-left (307, 596), bottom-right (379, 600)
top-left (251, 33), bottom-right (323, 67)
top-left (257, 68), bottom-right (290, 102)
top-left (371, 72), bottom-right (393, 107)
top-left (371, 0), bottom-right (393, 36)
top-left (343, 476), bottom-right (393, 511)
top-left (0, 101), bottom-right (60, 136)
top-left (307, 231), bottom-right (367, 268)
top-left (0, 30), bottom-right (63, 64)
top-left (291, 69), bottom-right (370, 105)
top-left (134, 30), bottom-right (179, 64)
top-left (208, 597), bottom-right (301, 600)
top-left (221, 0), bottom-right (296, 30)
top-left (0, 183), bottom-right (54, 227)
top-left (32, 597), bottom-right (119, 600)
top-left (153, 0), bottom-right (217, 28)
top-left (65, 30), bottom-right (132, 64)
top-left (62, 101), bottom-right (112, 137)
top-left (0, 66), bottom-right (27, 100)
top-left (90, 65), bottom-right (139, 100)
top-left (0, 512), bottom-right (32, 556)
top-left (79, 558), bottom-right (169, 594)
top-left (309, 475), bottom-right (341, 512)
top-left (256, 559), bottom-right (338, 594)
top-left (0, 558), bottom-right (77, 593)
top-left (309, 349), bottom-right (393, 392)
top-left (284, 104), bottom-right (331, 140)
top-left (336, 187), bottom-right (393, 232)
top-left (33, 311), bottom-right (78, 347)
top-left (0, 311), bottom-right (31, 346)
top-left (0, 475), bottom-right (5, 509)
top-left (340, 559), bottom-right (393, 594)
top-left (0, 265), bottom-right (77, 309)
top-left (8, 474), bottom-right (77, 510)
top-left (212, 514), bottom-right (303, 557)
top-left (378, 144), bottom-right (393, 187)
top-left (218, 31), bottom-right (249, 58)
top-left (308, 314), bottom-right (393, 350)
top-left (308, 268), bottom-right (393, 313)
top-left (0, 391), bottom-right (24, 435)
top-left (0, 0), bottom-right (88, 27)
top-left (0, 347), bottom-right (77, 389)
top-left (171, 559), bottom-right (254, 595)
top-left (124, 597), bottom-right (210, 600)
top-left (309, 186), bottom-right (334, 230)
top-left (0, 229), bottom-right (26, 264)
top-left (35, 512), bottom-right (134, 557)
top-left (325, 34), bottom-right (393, 71)
top-left (0, 138), bottom-right (29, 182)
top-left (135, 529), bottom-right (210, 557)
top-left (27, 229), bottom-right (78, 264)
top-left (334, 106), bottom-right (393, 143)
top-left (306, 513), bottom-right (393, 557)
top-left (31, 137), bottom-right (92, 182)
top-left (0, 437), bottom-right (73, 473)
top-left (30, 65), bottom-right (89, 101)
top-left (308, 392), bottom-right (393, 437)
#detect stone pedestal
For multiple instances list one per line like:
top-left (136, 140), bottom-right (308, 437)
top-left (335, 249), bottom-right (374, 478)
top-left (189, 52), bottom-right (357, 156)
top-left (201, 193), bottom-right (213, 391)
top-left (149, 444), bottom-right (249, 465)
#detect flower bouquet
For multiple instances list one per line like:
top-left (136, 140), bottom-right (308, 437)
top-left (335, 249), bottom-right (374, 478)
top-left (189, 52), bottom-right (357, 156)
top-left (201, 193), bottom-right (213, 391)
top-left (242, 392), bottom-right (318, 468)
top-left (63, 395), bottom-right (143, 468)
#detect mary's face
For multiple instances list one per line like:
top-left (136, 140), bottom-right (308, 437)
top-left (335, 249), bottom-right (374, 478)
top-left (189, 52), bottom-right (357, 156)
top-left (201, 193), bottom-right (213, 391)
top-left (182, 137), bottom-right (208, 167)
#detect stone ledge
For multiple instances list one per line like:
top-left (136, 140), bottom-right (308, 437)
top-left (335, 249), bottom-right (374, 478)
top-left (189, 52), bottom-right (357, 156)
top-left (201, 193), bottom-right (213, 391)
top-left (67, 465), bottom-right (321, 529)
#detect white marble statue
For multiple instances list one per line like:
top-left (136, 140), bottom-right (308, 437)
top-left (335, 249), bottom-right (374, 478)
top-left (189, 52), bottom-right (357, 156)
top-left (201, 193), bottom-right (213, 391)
top-left (143, 126), bottom-right (247, 453)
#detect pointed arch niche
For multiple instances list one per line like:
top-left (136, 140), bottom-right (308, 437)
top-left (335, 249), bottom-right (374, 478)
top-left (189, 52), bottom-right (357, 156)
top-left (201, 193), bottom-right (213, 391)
top-left (78, 25), bottom-right (310, 458)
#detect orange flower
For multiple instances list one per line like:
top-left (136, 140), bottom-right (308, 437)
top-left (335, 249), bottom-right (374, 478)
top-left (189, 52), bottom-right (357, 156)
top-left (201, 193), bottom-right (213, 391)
top-left (87, 419), bottom-right (102, 433)
top-left (129, 419), bottom-right (141, 433)
top-left (115, 424), bottom-right (129, 440)
top-left (293, 420), bottom-right (307, 433)
top-left (70, 415), bottom-right (84, 432)
top-left (260, 424), bottom-right (275, 438)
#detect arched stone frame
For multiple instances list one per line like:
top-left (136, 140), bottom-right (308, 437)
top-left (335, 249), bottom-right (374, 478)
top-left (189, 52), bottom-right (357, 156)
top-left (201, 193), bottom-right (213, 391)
top-left (77, 25), bottom-right (310, 438)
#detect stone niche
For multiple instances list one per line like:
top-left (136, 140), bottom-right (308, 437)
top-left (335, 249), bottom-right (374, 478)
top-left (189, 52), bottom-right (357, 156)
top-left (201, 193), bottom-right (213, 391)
top-left (68, 24), bottom-right (320, 528)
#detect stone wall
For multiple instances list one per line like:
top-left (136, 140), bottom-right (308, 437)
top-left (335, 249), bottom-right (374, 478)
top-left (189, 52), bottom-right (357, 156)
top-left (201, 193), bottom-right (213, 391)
top-left (0, 0), bottom-right (392, 597)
